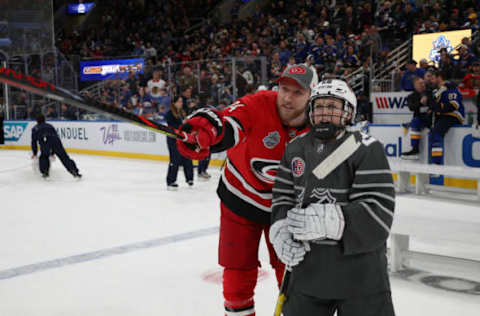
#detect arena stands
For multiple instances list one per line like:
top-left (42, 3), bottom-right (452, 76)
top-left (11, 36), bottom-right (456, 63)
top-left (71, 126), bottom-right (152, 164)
top-left (1, 0), bottom-right (479, 126)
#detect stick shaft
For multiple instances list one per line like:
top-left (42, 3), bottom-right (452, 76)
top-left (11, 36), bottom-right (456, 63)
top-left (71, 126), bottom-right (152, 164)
top-left (273, 269), bottom-right (291, 316)
top-left (0, 67), bottom-right (192, 141)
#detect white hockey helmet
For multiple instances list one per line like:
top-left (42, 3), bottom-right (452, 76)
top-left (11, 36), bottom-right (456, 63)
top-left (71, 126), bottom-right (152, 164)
top-left (308, 79), bottom-right (357, 126)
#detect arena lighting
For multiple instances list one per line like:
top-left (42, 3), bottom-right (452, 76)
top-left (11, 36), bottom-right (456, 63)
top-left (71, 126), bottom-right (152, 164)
top-left (67, 2), bottom-right (95, 15)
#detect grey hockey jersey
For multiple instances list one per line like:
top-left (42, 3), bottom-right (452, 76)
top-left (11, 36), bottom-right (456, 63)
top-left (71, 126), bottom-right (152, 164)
top-left (271, 131), bottom-right (395, 299)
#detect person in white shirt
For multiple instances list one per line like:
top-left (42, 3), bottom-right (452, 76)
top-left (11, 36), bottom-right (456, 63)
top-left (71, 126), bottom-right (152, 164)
top-left (304, 54), bottom-right (319, 86)
top-left (147, 69), bottom-right (167, 98)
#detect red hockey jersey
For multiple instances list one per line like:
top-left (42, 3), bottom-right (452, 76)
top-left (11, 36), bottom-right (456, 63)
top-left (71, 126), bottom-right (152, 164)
top-left (212, 90), bottom-right (309, 224)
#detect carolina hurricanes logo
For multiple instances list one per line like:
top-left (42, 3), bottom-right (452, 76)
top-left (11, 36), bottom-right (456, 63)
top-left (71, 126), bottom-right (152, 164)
top-left (288, 66), bottom-right (306, 74)
top-left (251, 158), bottom-right (280, 184)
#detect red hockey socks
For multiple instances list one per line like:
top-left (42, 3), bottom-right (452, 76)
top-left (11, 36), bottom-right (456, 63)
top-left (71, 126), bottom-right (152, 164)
top-left (223, 268), bottom-right (257, 316)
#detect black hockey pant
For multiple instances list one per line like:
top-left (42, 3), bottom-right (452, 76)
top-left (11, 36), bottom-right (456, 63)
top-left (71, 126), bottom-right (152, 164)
top-left (283, 291), bottom-right (395, 316)
top-left (39, 136), bottom-right (78, 175)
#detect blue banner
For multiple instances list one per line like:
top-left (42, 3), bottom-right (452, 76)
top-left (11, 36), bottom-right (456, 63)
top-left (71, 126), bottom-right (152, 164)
top-left (80, 58), bottom-right (145, 81)
top-left (4, 122), bottom-right (29, 142)
top-left (67, 3), bottom-right (95, 14)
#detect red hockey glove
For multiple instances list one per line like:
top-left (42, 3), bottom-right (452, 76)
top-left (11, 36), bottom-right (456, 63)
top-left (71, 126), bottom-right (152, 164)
top-left (177, 109), bottom-right (224, 160)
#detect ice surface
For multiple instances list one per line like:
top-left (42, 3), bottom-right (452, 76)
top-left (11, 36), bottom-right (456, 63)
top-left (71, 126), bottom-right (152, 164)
top-left (1, 150), bottom-right (479, 315)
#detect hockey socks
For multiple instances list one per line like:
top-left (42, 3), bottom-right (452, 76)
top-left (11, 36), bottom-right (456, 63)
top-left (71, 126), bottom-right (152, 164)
top-left (223, 268), bottom-right (257, 316)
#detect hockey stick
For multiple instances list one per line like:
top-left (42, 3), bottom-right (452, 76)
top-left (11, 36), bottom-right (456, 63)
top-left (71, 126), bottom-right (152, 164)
top-left (0, 67), bottom-right (195, 142)
top-left (312, 134), bottom-right (361, 179)
top-left (273, 268), bottom-right (291, 316)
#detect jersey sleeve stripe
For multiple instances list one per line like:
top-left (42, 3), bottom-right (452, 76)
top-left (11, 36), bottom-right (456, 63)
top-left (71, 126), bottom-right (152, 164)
top-left (355, 169), bottom-right (392, 175)
top-left (352, 183), bottom-right (396, 189)
top-left (359, 198), bottom-right (394, 218)
top-left (277, 165), bottom-right (291, 173)
top-left (271, 201), bottom-right (296, 208)
top-left (272, 196), bottom-right (296, 203)
top-left (272, 188), bottom-right (295, 194)
top-left (224, 116), bottom-right (242, 147)
top-left (274, 176), bottom-right (294, 186)
top-left (359, 202), bottom-right (391, 234)
top-left (349, 191), bottom-right (395, 203)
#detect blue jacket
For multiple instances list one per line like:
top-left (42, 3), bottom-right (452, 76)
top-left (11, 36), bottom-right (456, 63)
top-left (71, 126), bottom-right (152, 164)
top-left (31, 122), bottom-right (59, 155)
top-left (401, 68), bottom-right (425, 91)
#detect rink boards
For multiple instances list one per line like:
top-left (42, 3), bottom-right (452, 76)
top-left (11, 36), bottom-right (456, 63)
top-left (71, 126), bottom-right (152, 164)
top-left (2, 120), bottom-right (227, 166)
top-left (2, 120), bottom-right (480, 187)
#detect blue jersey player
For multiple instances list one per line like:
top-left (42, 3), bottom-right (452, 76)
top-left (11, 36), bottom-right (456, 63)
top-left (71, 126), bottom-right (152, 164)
top-left (430, 70), bottom-right (464, 164)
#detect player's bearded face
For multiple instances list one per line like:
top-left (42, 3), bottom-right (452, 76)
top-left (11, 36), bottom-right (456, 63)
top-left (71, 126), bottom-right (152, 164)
top-left (277, 81), bottom-right (310, 126)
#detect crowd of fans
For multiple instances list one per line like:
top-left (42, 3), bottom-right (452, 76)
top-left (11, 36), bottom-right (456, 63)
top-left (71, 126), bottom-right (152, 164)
top-left (6, 0), bottom-right (480, 123)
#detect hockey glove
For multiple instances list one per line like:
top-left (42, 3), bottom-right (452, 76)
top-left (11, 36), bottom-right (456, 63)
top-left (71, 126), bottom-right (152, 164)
top-left (287, 203), bottom-right (345, 241)
top-left (177, 108), bottom-right (224, 160)
top-left (269, 219), bottom-right (308, 267)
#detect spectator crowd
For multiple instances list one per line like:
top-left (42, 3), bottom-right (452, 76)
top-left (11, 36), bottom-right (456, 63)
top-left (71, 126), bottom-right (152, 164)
top-left (6, 0), bottom-right (480, 124)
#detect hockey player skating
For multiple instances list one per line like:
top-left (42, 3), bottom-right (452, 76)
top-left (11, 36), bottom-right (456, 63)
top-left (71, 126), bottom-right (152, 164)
top-left (31, 114), bottom-right (81, 179)
top-left (270, 79), bottom-right (396, 316)
top-left (177, 64), bottom-right (317, 316)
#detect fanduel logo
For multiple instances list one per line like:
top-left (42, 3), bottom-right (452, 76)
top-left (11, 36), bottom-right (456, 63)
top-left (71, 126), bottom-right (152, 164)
top-left (4, 122), bottom-right (28, 142)
top-left (375, 97), bottom-right (408, 109)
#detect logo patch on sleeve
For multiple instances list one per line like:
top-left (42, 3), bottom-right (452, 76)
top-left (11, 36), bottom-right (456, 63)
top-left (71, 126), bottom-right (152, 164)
top-left (291, 157), bottom-right (305, 177)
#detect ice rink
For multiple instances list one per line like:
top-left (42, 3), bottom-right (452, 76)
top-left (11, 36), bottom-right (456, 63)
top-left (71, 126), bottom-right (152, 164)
top-left (1, 149), bottom-right (480, 316)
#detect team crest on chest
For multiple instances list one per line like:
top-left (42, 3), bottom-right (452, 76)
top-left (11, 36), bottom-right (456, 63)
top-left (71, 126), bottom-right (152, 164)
top-left (291, 157), bottom-right (305, 177)
top-left (310, 188), bottom-right (337, 203)
top-left (263, 131), bottom-right (281, 149)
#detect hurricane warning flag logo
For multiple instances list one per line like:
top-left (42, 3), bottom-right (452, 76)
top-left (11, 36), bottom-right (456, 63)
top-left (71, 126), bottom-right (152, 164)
top-left (291, 157), bottom-right (305, 177)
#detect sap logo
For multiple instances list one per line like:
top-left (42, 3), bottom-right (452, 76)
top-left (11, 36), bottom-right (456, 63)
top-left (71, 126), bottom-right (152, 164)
top-left (375, 97), bottom-right (408, 109)
top-left (384, 137), bottom-right (403, 157)
top-left (4, 122), bottom-right (28, 142)
top-left (462, 135), bottom-right (480, 167)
